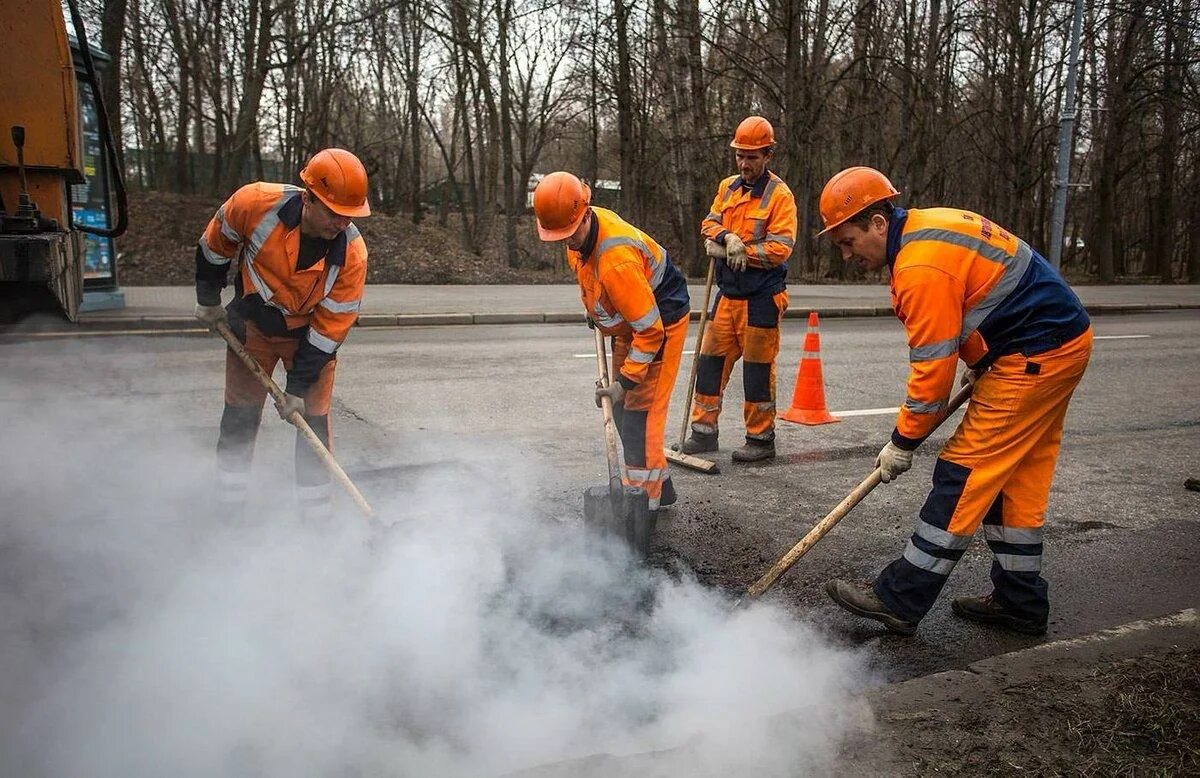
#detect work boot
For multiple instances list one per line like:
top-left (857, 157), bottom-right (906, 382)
top-left (680, 430), bottom-right (718, 455)
top-left (825, 579), bottom-right (918, 636)
top-left (732, 438), bottom-right (775, 463)
top-left (952, 592), bottom-right (1047, 636)
top-left (659, 476), bottom-right (677, 508)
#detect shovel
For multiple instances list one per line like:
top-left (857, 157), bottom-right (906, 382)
top-left (213, 321), bottom-right (375, 519)
top-left (732, 381), bottom-right (975, 609)
top-left (665, 253), bottom-right (720, 474)
top-left (583, 327), bottom-right (654, 554)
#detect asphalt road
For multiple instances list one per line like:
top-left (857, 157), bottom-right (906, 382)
top-left (2, 310), bottom-right (1198, 683)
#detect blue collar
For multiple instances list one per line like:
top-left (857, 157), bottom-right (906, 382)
top-left (885, 206), bottom-right (909, 270)
top-left (280, 190), bottom-right (348, 267)
top-left (728, 170), bottom-right (771, 198)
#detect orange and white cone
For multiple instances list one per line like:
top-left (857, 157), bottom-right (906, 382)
top-left (779, 311), bottom-right (840, 425)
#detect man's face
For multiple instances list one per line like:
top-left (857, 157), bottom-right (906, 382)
top-left (830, 215), bottom-right (889, 271)
top-left (302, 192), bottom-right (352, 239)
top-left (735, 148), bottom-right (770, 183)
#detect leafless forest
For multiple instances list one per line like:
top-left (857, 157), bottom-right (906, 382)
top-left (84, 0), bottom-right (1198, 280)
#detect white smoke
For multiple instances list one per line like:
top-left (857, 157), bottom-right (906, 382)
top-left (0, 345), bottom-right (872, 777)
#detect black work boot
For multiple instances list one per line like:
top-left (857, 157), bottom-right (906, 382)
top-left (732, 438), bottom-right (776, 463)
top-left (952, 592), bottom-right (1047, 636)
top-left (825, 579), bottom-right (918, 636)
top-left (680, 430), bottom-right (718, 455)
top-left (658, 476), bottom-right (677, 508)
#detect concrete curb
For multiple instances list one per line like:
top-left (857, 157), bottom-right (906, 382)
top-left (7, 302), bottom-right (1196, 336)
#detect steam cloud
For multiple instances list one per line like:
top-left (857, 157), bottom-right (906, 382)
top-left (0, 346), bottom-right (871, 777)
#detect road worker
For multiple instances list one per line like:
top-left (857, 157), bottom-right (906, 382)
top-left (819, 166), bottom-right (1093, 636)
top-left (681, 116), bottom-right (798, 462)
top-left (533, 171), bottom-right (690, 510)
top-left (193, 148), bottom-right (370, 522)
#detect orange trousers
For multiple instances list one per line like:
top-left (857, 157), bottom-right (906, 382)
top-left (610, 315), bottom-right (688, 509)
top-left (875, 328), bottom-right (1094, 623)
top-left (690, 290), bottom-right (789, 442)
top-left (217, 320), bottom-right (337, 520)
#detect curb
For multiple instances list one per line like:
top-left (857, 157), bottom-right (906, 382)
top-left (5, 302), bottom-right (1196, 337)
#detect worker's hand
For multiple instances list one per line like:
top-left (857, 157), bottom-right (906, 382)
top-left (194, 303), bottom-right (227, 330)
top-left (274, 393), bottom-right (306, 422)
top-left (724, 233), bottom-right (748, 271)
top-left (875, 442), bottom-right (913, 483)
top-left (960, 367), bottom-right (985, 388)
top-left (594, 382), bottom-right (626, 409)
top-left (586, 316), bottom-right (597, 330)
top-left (704, 238), bottom-right (727, 258)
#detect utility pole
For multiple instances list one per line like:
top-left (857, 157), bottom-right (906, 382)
top-left (1049, 0), bottom-right (1085, 270)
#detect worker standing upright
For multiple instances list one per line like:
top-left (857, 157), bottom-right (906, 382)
top-left (194, 148), bottom-right (370, 523)
top-left (817, 166), bottom-right (1093, 637)
top-left (533, 172), bottom-right (690, 510)
top-left (682, 116), bottom-right (798, 462)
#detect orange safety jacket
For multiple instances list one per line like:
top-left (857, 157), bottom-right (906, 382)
top-left (195, 182), bottom-right (367, 394)
top-left (887, 207), bottom-right (1090, 449)
top-left (700, 170), bottom-right (797, 298)
top-left (568, 207), bottom-right (690, 389)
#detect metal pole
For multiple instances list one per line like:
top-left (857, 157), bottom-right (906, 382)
top-left (1049, 0), bottom-right (1085, 270)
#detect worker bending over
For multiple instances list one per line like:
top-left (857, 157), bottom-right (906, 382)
top-left (682, 116), bottom-right (798, 462)
top-left (533, 172), bottom-right (690, 510)
top-left (194, 148), bottom-right (370, 522)
top-left (820, 166), bottom-right (1092, 636)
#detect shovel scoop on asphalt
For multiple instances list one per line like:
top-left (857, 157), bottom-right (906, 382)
top-left (584, 328), bottom-right (655, 555)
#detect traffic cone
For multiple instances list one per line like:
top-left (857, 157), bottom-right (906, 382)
top-left (779, 311), bottom-right (840, 425)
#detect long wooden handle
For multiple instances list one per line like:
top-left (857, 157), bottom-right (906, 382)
top-left (738, 382), bottom-right (975, 605)
top-left (594, 327), bottom-right (622, 485)
top-left (676, 255), bottom-right (717, 448)
top-left (214, 321), bottom-right (376, 519)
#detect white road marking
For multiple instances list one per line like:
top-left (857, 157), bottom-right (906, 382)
top-left (574, 350), bottom-right (696, 358)
top-left (1094, 334), bottom-right (1149, 340)
top-left (828, 406), bottom-right (898, 417)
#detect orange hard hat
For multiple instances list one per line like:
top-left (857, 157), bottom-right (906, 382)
top-left (817, 166), bottom-right (900, 235)
top-left (300, 148), bottom-right (371, 218)
top-left (533, 172), bottom-right (591, 241)
top-left (730, 116), bottom-right (775, 150)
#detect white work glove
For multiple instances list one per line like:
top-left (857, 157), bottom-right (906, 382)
top-left (704, 238), bottom-right (727, 258)
top-left (875, 442), bottom-right (913, 483)
top-left (960, 367), bottom-right (985, 388)
top-left (595, 381), bottom-right (627, 409)
top-left (194, 303), bottom-right (227, 329)
top-left (274, 393), bottom-right (306, 422)
top-left (724, 233), bottom-right (748, 272)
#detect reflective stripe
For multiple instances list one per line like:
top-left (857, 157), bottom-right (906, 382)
top-left (984, 525), bottom-right (1044, 544)
top-left (345, 223), bottom-right (361, 242)
top-left (592, 300), bottom-right (624, 329)
top-left (994, 553), bottom-right (1042, 572)
top-left (764, 233), bottom-right (795, 248)
top-left (900, 228), bottom-right (1034, 345)
top-left (648, 254), bottom-right (667, 289)
top-left (216, 207), bottom-right (241, 244)
top-left (628, 305), bottom-right (660, 333)
top-left (319, 297), bottom-right (361, 314)
top-left (691, 422), bottom-right (717, 433)
top-left (753, 219), bottom-right (767, 242)
top-left (306, 327), bottom-right (339, 354)
top-left (909, 338), bottom-right (959, 362)
top-left (904, 396), bottom-right (945, 414)
top-left (596, 235), bottom-right (650, 259)
top-left (323, 263), bottom-right (342, 297)
top-left (705, 211), bottom-right (722, 222)
top-left (627, 347), bottom-right (657, 364)
top-left (625, 468), bottom-right (663, 481)
top-left (199, 236), bottom-right (231, 266)
top-left (243, 188), bottom-right (301, 306)
top-left (758, 177), bottom-right (778, 210)
top-left (961, 241), bottom-right (1034, 342)
top-left (903, 540), bottom-right (957, 575)
top-left (914, 519), bottom-right (973, 550)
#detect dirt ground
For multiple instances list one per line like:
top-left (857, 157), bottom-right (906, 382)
top-left (115, 190), bottom-right (575, 286)
top-left (847, 648), bottom-right (1200, 775)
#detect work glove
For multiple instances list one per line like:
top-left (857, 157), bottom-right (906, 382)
top-left (704, 238), bottom-right (727, 258)
top-left (875, 441), bottom-right (913, 483)
top-left (960, 367), bottom-right (985, 388)
top-left (194, 303), bottom-right (227, 330)
top-left (586, 316), bottom-right (597, 330)
top-left (594, 381), bottom-right (627, 409)
top-left (724, 233), bottom-right (748, 272)
top-left (274, 393), bottom-right (306, 422)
